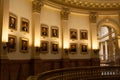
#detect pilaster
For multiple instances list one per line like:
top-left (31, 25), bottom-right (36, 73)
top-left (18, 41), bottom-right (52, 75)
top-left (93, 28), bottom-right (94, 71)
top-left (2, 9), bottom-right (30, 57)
top-left (1, 0), bottom-right (9, 59)
top-left (0, 0), bottom-right (3, 58)
top-left (32, 0), bottom-right (43, 59)
top-left (60, 7), bottom-right (70, 59)
top-left (89, 12), bottom-right (99, 58)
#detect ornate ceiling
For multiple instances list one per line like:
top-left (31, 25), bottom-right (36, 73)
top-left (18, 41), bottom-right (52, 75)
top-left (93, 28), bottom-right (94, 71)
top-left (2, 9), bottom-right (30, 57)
top-left (48, 0), bottom-right (120, 10)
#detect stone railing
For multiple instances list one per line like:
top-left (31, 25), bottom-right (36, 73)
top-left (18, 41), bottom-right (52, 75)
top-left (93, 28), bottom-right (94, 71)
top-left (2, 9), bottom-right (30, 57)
top-left (28, 66), bottom-right (120, 80)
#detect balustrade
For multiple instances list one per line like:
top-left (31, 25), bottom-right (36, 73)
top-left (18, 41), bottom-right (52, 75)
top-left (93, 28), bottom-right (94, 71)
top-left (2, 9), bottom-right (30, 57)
top-left (28, 66), bottom-right (120, 80)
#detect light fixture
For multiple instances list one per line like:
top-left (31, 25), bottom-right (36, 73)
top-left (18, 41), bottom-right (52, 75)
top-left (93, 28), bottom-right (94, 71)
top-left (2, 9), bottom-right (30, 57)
top-left (93, 49), bottom-right (99, 54)
top-left (64, 48), bottom-right (69, 54)
top-left (3, 42), bottom-right (10, 52)
top-left (36, 47), bottom-right (41, 53)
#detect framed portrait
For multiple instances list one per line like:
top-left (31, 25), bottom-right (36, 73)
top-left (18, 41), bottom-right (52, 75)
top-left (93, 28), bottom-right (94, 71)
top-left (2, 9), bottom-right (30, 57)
top-left (20, 37), bottom-right (29, 53)
top-left (51, 42), bottom-right (59, 54)
top-left (8, 34), bottom-right (17, 52)
top-left (80, 43), bottom-right (88, 54)
top-left (69, 43), bottom-right (77, 54)
top-left (51, 26), bottom-right (59, 38)
top-left (40, 41), bottom-right (49, 53)
top-left (80, 30), bottom-right (88, 40)
top-left (9, 12), bottom-right (17, 30)
top-left (70, 29), bottom-right (77, 40)
top-left (41, 24), bottom-right (49, 37)
top-left (21, 17), bottom-right (29, 33)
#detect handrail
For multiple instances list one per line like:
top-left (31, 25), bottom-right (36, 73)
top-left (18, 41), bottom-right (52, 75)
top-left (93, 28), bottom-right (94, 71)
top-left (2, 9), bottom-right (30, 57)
top-left (35, 66), bottom-right (120, 80)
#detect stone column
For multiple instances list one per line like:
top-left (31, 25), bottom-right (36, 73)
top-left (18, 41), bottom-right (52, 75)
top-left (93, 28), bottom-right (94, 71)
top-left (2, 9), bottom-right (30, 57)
top-left (108, 27), bottom-right (114, 64)
top-left (100, 42), bottom-right (103, 60)
top-left (102, 42), bottom-right (105, 60)
top-left (105, 41), bottom-right (108, 60)
top-left (118, 12), bottom-right (120, 23)
top-left (114, 34), bottom-right (120, 65)
top-left (116, 13), bottom-right (120, 65)
top-left (32, 0), bottom-right (43, 59)
top-left (60, 7), bottom-right (70, 59)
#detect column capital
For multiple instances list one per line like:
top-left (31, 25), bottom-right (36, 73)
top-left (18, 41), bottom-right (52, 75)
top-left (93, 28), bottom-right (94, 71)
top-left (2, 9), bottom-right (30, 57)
top-left (60, 7), bottom-right (70, 20)
top-left (32, 0), bottom-right (44, 13)
top-left (89, 12), bottom-right (97, 23)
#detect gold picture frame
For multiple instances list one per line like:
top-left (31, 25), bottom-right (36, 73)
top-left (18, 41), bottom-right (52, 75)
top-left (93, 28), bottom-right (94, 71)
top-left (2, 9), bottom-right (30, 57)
top-left (69, 43), bottom-right (77, 54)
top-left (51, 26), bottom-right (59, 38)
top-left (8, 34), bottom-right (17, 52)
top-left (21, 17), bottom-right (29, 33)
top-left (41, 24), bottom-right (49, 37)
top-left (20, 37), bottom-right (29, 53)
top-left (40, 41), bottom-right (49, 53)
top-left (80, 30), bottom-right (88, 40)
top-left (51, 41), bottom-right (59, 54)
top-left (70, 29), bottom-right (78, 40)
top-left (80, 43), bottom-right (88, 54)
top-left (9, 12), bottom-right (17, 30)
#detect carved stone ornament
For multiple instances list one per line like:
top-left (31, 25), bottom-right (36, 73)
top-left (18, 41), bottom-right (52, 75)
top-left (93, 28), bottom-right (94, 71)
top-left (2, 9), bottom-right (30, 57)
top-left (32, 0), bottom-right (44, 13)
top-left (61, 7), bottom-right (70, 20)
top-left (89, 12), bottom-right (97, 23)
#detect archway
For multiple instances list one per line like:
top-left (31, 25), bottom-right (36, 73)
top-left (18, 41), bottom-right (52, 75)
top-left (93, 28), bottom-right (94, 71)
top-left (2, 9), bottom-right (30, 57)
top-left (97, 18), bottom-right (120, 65)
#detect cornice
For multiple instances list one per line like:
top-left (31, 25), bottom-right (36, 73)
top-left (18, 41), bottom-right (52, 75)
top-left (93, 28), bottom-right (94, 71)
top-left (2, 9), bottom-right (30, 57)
top-left (48, 0), bottom-right (120, 11)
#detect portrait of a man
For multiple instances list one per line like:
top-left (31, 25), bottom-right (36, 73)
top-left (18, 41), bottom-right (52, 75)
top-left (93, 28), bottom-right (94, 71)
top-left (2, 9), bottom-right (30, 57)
top-left (8, 35), bottom-right (16, 52)
top-left (41, 24), bottom-right (48, 37)
top-left (20, 38), bottom-right (29, 53)
top-left (70, 29), bottom-right (77, 40)
top-left (51, 26), bottom-right (59, 38)
top-left (70, 43), bottom-right (77, 53)
top-left (21, 18), bottom-right (29, 32)
top-left (51, 42), bottom-right (59, 54)
top-left (81, 44), bottom-right (88, 54)
top-left (41, 41), bottom-right (48, 53)
top-left (9, 13), bottom-right (17, 30)
top-left (21, 40), bottom-right (28, 50)
top-left (80, 30), bottom-right (88, 40)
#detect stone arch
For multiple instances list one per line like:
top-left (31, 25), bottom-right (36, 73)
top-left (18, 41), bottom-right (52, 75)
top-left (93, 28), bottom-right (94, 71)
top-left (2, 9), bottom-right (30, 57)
top-left (97, 17), bottom-right (120, 65)
top-left (97, 18), bottom-right (120, 35)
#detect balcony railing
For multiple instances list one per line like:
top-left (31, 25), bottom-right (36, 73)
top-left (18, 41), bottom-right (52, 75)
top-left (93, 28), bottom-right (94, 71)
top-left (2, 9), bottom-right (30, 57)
top-left (28, 66), bottom-right (120, 80)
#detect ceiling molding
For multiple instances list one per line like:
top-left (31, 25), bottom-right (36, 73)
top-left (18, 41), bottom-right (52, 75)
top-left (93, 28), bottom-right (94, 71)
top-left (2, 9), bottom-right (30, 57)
top-left (48, 0), bottom-right (120, 11)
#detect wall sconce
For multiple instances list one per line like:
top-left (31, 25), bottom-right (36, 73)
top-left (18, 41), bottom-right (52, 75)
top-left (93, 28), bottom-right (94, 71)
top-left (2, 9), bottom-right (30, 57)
top-left (36, 47), bottom-right (41, 53)
top-left (64, 48), bottom-right (69, 54)
top-left (3, 42), bottom-right (10, 52)
top-left (93, 49), bottom-right (99, 54)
